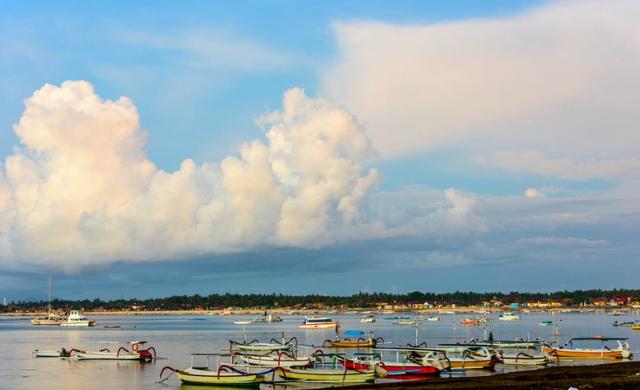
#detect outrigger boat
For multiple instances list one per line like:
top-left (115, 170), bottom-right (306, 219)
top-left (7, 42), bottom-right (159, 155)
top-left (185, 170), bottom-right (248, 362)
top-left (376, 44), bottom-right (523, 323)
top-left (339, 349), bottom-right (448, 379)
top-left (73, 341), bottom-right (156, 361)
top-left (161, 354), bottom-right (271, 386)
top-left (234, 351), bottom-right (313, 368)
top-left (229, 337), bottom-right (297, 352)
top-left (500, 352), bottom-right (549, 366)
top-left (430, 345), bottom-right (501, 369)
top-left (324, 330), bottom-right (382, 348)
top-left (274, 366), bottom-right (377, 383)
top-left (542, 337), bottom-right (632, 359)
top-left (613, 321), bottom-right (636, 327)
top-left (299, 316), bottom-right (338, 329)
top-left (33, 348), bottom-right (73, 358)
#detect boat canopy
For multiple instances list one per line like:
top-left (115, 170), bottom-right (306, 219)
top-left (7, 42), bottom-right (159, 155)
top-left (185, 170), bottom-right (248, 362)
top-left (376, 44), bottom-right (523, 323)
top-left (344, 330), bottom-right (366, 336)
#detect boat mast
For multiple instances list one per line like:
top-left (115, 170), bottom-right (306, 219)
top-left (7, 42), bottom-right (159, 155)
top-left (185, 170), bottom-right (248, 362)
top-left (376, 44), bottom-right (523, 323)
top-left (48, 276), bottom-right (51, 315)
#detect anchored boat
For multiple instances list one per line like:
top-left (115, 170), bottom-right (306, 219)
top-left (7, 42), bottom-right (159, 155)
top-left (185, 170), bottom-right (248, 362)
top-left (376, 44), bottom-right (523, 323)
top-left (500, 352), bottom-right (549, 366)
top-left (73, 341), bottom-right (156, 361)
top-left (498, 312), bottom-right (520, 321)
top-left (360, 315), bottom-right (376, 323)
top-left (340, 349), bottom-right (448, 379)
top-left (274, 366), bottom-right (377, 383)
top-left (299, 316), bottom-right (337, 329)
top-left (542, 337), bottom-right (632, 359)
top-left (230, 337), bottom-right (297, 352)
top-left (234, 351), bottom-right (313, 368)
top-left (324, 330), bottom-right (382, 348)
top-left (60, 310), bottom-right (96, 327)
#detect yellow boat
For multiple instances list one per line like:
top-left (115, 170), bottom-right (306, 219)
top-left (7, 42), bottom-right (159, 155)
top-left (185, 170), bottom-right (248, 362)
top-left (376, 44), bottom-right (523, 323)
top-left (275, 367), bottom-right (376, 383)
top-left (542, 337), bottom-right (632, 359)
top-left (325, 330), bottom-right (381, 348)
top-left (161, 366), bottom-right (267, 386)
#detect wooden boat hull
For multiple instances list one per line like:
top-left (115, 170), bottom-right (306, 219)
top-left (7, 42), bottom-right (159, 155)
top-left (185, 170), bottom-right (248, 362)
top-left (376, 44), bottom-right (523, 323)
top-left (238, 355), bottom-right (312, 367)
top-left (276, 367), bottom-right (375, 383)
top-left (448, 358), bottom-right (496, 370)
top-left (299, 322), bottom-right (337, 329)
top-left (176, 368), bottom-right (266, 386)
top-left (328, 340), bottom-right (376, 348)
top-left (542, 346), bottom-right (628, 359)
top-left (342, 358), bottom-right (440, 377)
top-left (501, 356), bottom-right (548, 365)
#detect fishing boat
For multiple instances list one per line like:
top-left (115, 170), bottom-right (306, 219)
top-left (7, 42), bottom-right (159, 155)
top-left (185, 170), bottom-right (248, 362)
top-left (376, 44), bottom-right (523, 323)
top-left (234, 319), bottom-right (254, 325)
top-left (498, 312), bottom-right (520, 321)
top-left (59, 310), bottom-right (96, 327)
top-left (460, 318), bottom-right (480, 326)
top-left (274, 366), bottom-right (377, 383)
top-left (460, 339), bottom-right (540, 349)
top-left (431, 345), bottom-right (501, 369)
top-left (73, 341), bottom-right (156, 361)
top-left (542, 337), bottom-right (632, 359)
top-left (613, 321), bottom-right (636, 327)
top-left (33, 348), bottom-right (73, 358)
top-left (161, 354), bottom-right (271, 386)
top-left (324, 330), bottom-right (381, 348)
top-left (427, 316), bottom-right (440, 322)
top-left (299, 316), bottom-right (337, 329)
top-left (31, 277), bottom-right (64, 326)
top-left (340, 350), bottom-right (448, 378)
top-left (235, 351), bottom-right (313, 368)
top-left (360, 315), bottom-right (376, 323)
top-left (393, 319), bottom-right (417, 326)
top-left (539, 320), bottom-right (553, 326)
top-left (253, 312), bottom-right (282, 323)
top-left (229, 337), bottom-right (296, 352)
top-left (500, 352), bottom-right (549, 366)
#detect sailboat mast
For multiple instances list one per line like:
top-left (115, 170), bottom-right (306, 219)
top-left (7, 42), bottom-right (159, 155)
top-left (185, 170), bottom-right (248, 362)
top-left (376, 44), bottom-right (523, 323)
top-left (48, 276), bottom-right (51, 314)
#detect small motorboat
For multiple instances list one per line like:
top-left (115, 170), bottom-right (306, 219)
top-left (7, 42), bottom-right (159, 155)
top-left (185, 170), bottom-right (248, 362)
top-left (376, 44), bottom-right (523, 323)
top-left (234, 320), bottom-right (254, 325)
top-left (60, 310), bottom-right (96, 327)
top-left (498, 312), bottom-right (520, 321)
top-left (160, 353), bottom-right (272, 386)
top-left (324, 330), bottom-right (382, 348)
top-left (426, 316), bottom-right (440, 322)
top-left (253, 313), bottom-right (283, 323)
top-left (613, 321), bottom-right (636, 327)
top-left (393, 319), bottom-right (417, 326)
top-left (542, 337), bottom-right (633, 359)
top-left (33, 348), bottom-right (73, 358)
top-left (460, 318), bottom-right (480, 326)
top-left (299, 316), bottom-right (338, 329)
top-left (73, 341), bottom-right (156, 361)
top-left (360, 315), bottom-right (376, 323)
top-left (539, 320), bottom-right (553, 326)
top-left (432, 346), bottom-right (501, 370)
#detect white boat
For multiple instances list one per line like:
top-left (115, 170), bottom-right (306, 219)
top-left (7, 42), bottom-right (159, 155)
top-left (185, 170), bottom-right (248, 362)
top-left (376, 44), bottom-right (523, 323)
top-left (233, 320), bottom-right (254, 325)
top-left (73, 341), bottom-right (156, 361)
top-left (31, 277), bottom-right (64, 326)
top-left (33, 349), bottom-right (72, 358)
top-left (299, 316), bottom-right (337, 329)
top-left (427, 316), bottom-right (440, 322)
top-left (60, 310), bottom-right (95, 327)
top-left (237, 353), bottom-right (312, 368)
top-left (500, 353), bottom-right (549, 365)
top-left (230, 338), bottom-right (296, 352)
top-left (253, 313), bottom-right (283, 323)
top-left (498, 312), bottom-right (520, 321)
top-left (360, 315), bottom-right (376, 323)
top-left (393, 319), bottom-right (417, 326)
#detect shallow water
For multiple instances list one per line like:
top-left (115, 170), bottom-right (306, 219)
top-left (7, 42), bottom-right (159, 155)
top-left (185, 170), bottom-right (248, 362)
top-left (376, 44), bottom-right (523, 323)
top-left (1, 311), bottom-right (638, 389)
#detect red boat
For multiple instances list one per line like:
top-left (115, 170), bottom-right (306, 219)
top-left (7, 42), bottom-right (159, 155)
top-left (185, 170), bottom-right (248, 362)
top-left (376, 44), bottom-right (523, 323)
top-left (339, 353), bottom-right (444, 379)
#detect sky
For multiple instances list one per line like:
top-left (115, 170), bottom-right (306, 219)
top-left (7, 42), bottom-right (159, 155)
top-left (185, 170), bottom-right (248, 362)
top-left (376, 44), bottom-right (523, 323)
top-left (1, 0), bottom-right (639, 301)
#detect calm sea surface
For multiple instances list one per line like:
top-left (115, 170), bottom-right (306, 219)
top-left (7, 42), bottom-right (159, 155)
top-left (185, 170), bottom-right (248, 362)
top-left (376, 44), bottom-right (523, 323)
top-left (1, 312), bottom-right (639, 389)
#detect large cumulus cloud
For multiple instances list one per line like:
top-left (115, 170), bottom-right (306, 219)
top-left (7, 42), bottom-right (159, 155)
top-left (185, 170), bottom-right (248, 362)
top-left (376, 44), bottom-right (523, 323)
top-left (0, 81), bottom-right (382, 270)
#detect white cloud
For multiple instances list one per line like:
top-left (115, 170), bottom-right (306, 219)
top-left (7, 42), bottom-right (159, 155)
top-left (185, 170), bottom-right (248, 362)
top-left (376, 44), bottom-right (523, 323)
top-left (0, 81), bottom-right (383, 270)
top-left (323, 0), bottom-right (640, 185)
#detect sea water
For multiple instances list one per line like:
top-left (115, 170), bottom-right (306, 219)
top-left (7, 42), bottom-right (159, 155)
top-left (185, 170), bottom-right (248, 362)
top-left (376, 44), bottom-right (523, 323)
top-left (1, 311), bottom-right (638, 389)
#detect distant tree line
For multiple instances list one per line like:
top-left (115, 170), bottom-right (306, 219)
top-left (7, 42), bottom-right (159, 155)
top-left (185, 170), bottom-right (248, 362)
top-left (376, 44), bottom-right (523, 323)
top-left (2, 289), bottom-right (640, 312)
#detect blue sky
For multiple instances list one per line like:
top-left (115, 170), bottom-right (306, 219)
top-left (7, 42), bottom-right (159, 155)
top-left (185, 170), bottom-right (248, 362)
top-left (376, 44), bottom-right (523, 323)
top-left (1, 0), bottom-right (639, 301)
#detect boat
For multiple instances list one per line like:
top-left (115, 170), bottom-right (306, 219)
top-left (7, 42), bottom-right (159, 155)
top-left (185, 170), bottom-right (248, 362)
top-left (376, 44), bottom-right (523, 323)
top-left (33, 348), bottom-right (73, 358)
top-left (427, 316), bottom-right (440, 322)
top-left (253, 312), bottom-right (282, 323)
top-left (229, 337), bottom-right (296, 352)
top-left (500, 352), bottom-right (549, 366)
top-left (542, 337), bottom-right (632, 359)
top-left (460, 318), bottom-right (480, 326)
top-left (161, 354), bottom-right (271, 387)
top-left (360, 315), bottom-right (376, 323)
top-left (498, 312), bottom-right (520, 321)
top-left (60, 310), bottom-right (96, 327)
top-left (274, 366), bottom-right (377, 383)
top-left (393, 319), bottom-right (417, 326)
top-left (235, 351), bottom-right (313, 368)
top-left (234, 320), bottom-right (254, 325)
top-left (31, 277), bottom-right (64, 326)
top-left (299, 316), bottom-right (337, 329)
top-left (459, 339), bottom-right (540, 349)
top-left (324, 330), bottom-right (381, 348)
top-left (415, 346), bottom-right (499, 370)
top-left (73, 341), bottom-right (156, 361)
top-left (340, 350), bottom-right (448, 378)
top-left (613, 321), bottom-right (636, 327)
top-left (539, 320), bottom-right (553, 326)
